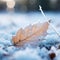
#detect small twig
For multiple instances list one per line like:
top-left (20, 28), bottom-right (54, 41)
top-left (39, 5), bottom-right (60, 37)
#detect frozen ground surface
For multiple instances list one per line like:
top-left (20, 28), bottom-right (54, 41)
top-left (0, 12), bottom-right (60, 60)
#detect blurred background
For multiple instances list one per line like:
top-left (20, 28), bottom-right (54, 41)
top-left (0, 0), bottom-right (60, 30)
top-left (0, 0), bottom-right (60, 12)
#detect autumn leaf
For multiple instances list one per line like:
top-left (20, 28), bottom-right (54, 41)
top-left (12, 21), bottom-right (49, 47)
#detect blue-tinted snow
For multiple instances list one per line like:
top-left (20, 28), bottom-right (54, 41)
top-left (0, 12), bottom-right (60, 60)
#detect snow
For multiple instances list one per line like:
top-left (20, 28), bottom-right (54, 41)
top-left (11, 47), bottom-right (42, 60)
top-left (0, 12), bottom-right (60, 60)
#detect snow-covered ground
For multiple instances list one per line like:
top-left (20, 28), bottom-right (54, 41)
top-left (0, 12), bottom-right (60, 60)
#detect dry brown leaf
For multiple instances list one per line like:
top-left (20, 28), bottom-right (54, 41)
top-left (12, 22), bottom-right (49, 47)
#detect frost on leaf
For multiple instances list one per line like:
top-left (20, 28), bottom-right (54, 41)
top-left (12, 22), bottom-right (49, 47)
